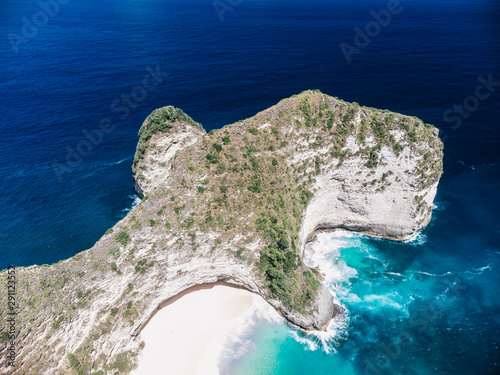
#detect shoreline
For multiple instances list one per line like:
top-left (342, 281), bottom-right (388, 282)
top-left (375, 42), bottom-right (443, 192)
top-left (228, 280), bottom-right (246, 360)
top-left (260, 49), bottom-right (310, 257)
top-left (132, 281), bottom-right (256, 337)
top-left (132, 284), bottom-right (262, 375)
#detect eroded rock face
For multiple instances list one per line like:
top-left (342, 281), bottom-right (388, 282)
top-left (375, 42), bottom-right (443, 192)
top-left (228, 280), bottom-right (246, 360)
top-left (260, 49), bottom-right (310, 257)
top-left (297, 130), bottom-right (440, 256)
top-left (133, 121), bottom-right (206, 197)
top-left (0, 91), bottom-right (442, 374)
top-left (129, 112), bottom-right (338, 333)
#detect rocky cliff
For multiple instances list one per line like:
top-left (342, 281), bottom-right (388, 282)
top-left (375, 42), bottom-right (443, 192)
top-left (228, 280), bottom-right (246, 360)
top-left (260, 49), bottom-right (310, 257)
top-left (0, 90), bottom-right (443, 374)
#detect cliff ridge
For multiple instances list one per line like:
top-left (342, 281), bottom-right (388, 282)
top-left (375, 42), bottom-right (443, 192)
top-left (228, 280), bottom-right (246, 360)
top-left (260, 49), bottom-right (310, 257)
top-left (0, 91), bottom-right (443, 374)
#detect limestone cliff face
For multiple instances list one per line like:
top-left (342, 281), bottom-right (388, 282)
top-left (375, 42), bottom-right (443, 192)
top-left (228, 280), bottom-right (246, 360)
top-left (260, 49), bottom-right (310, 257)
top-left (0, 91), bottom-right (442, 374)
top-left (297, 127), bottom-right (440, 256)
top-left (130, 107), bottom-right (337, 332)
top-left (133, 118), bottom-right (206, 197)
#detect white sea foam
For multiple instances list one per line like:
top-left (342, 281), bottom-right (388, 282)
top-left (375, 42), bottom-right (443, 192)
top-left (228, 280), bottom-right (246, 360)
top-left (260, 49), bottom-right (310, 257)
top-left (367, 254), bottom-right (388, 267)
top-left (363, 293), bottom-right (404, 311)
top-left (122, 194), bottom-right (141, 212)
top-left (385, 271), bottom-right (404, 277)
top-left (402, 231), bottom-right (427, 245)
top-left (299, 231), bottom-right (357, 353)
top-left (464, 264), bottom-right (492, 276)
top-left (412, 264), bottom-right (492, 284)
top-left (201, 230), bottom-right (357, 371)
top-left (303, 230), bottom-right (359, 288)
top-left (108, 155), bottom-right (133, 166)
top-left (82, 170), bottom-right (98, 178)
top-left (211, 293), bottom-right (283, 373)
top-left (289, 331), bottom-right (319, 351)
top-left (221, 228), bottom-right (423, 360)
top-left (287, 305), bottom-right (350, 354)
top-left (415, 270), bottom-right (453, 277)
top-left (433, 201), bottom-right (447, 211)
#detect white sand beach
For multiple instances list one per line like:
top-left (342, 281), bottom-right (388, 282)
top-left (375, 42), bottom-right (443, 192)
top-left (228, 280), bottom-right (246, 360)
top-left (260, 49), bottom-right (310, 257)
top-left (132, 284), bottom-right (265, 375)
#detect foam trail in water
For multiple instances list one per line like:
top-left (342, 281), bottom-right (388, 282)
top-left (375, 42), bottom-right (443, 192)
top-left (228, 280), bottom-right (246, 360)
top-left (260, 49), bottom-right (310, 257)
top-left (386, 271), bottom-right (404, 277)
top-left (464, 264), bottom-right (492, 276)
top-left (415, 270), bottom-right (453, 277)
top-left (108, 155), bottom-right (133, 166)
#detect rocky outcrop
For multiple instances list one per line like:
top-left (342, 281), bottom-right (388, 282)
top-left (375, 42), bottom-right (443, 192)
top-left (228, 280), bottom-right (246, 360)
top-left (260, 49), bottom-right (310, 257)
top-left (0, 91), bottom-right (443, 374)
top-left (133, 120), bottom-right (205, 197)
top-left (297, 128), bottom-right (440, 256)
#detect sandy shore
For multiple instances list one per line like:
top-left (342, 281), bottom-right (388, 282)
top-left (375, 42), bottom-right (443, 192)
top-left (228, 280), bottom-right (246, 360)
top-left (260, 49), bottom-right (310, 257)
top-left (132, 284), bottom-right (258, 375)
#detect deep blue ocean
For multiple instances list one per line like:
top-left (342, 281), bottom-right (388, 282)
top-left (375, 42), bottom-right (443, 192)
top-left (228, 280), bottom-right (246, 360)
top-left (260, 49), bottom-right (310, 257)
top-left (1, 0), bottom-right (499, 373)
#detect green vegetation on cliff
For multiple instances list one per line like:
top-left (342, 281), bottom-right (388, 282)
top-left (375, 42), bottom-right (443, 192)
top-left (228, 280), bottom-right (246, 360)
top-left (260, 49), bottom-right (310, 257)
top-left (132, 106), bottom-right (201, 172)
top-left (131, 90), bottom-right (443, 313)
top-left (0, 90), bottom-right (443, 374)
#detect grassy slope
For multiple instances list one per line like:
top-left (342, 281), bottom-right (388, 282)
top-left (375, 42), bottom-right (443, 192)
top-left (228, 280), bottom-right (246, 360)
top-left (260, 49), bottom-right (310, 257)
top-left (0, 90), bottom-right (443, 374)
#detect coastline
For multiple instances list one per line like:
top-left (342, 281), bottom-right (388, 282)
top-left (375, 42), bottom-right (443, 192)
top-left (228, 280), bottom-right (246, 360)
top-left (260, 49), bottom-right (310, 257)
top-left (132, 284), bottom-right (275, 375)
top-left (131, 281), bottom-right (257, 338)
top-left (1, 91), bottom-right (443, 373)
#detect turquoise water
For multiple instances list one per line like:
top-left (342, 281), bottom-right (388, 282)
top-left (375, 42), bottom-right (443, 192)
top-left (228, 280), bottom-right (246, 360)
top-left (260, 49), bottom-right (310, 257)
top-left (2, 0), bottom-right (499, 272)
top-left (224, 167), bottom-right (500, 374)
top-left (1, 0), bottom-right (499, 373)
